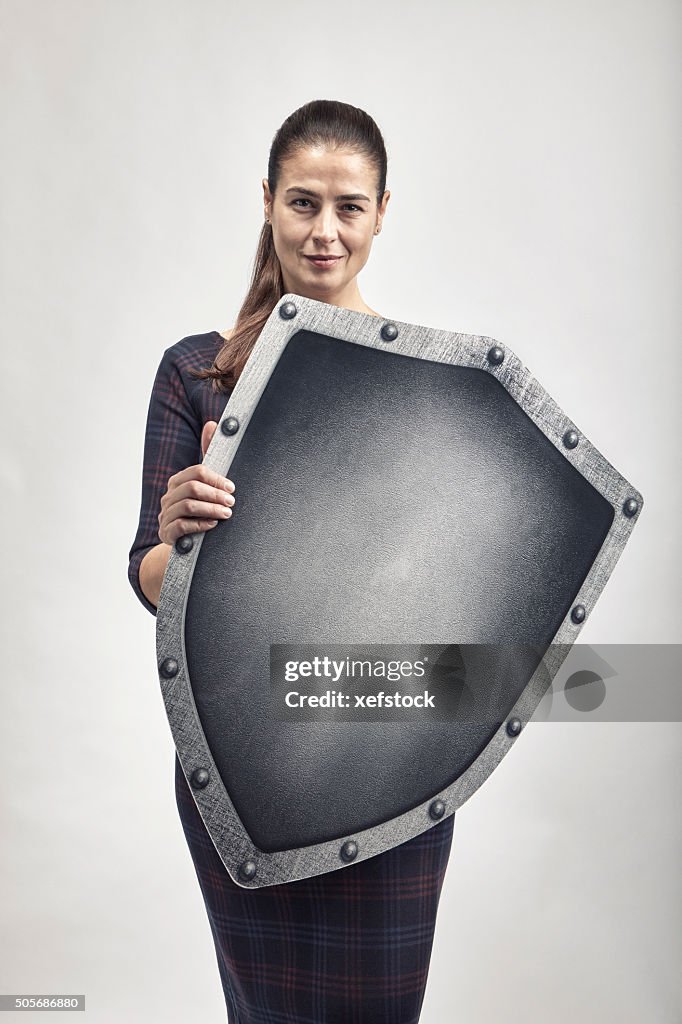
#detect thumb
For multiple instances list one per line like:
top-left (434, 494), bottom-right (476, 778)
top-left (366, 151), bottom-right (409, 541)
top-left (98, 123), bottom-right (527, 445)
top-left (201, 420), bottom-right (218, 458)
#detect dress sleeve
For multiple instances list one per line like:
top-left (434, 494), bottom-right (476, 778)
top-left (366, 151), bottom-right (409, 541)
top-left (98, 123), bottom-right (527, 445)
top-left (127, 344), bottom-right (203, 616)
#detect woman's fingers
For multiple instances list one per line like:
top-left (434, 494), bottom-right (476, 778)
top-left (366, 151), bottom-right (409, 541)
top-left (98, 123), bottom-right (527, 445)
top-left (161, 475), bottom-right (235, 512)
top-left (165, 517), bottom-right (221, 544)
top-left (158, 464), bottom-right (236, 544)
top-left (167, 462), bottom-right (235, 495)
top-left (201, 420), bottom-right (218, 458)
top-left (160, 487), bottom-right (233, 527)
top-left (164, 495), bottom-right (233, 523)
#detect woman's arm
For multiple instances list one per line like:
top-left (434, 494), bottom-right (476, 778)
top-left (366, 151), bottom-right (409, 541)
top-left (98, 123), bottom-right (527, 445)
top-left (138, 542), bottom-right (172, 610)
top-left (128, 334), bottom-right (234, 616)
top-left (127, 342), bottom-right (203, 615)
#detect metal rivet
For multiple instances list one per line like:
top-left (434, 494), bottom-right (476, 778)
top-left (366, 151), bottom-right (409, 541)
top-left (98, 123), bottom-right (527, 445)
top-left (563, 429), bottom-right (579, 449)
top-left (486, 345), bottom-right (505, 366)
top-left (221, 416), bottom-right (239, 436)
top-left (340, 840), bottom-right (358, 863)
top-left (571, 604), bottom-right (586, 624)
top-left (239, 859), bottom-right (257, 880)
top-left (159, 657), bottom-right (179, 679)
top-left (429, 799), bottom-right (445, 820)
top-left (380, 322), bottom-right (399, 342)
top-left (175, 535), bottom-right (193, 554)
top-left (190, 767), bottom-right (210, 789)
top-left (506, 717), bottom-right (522, 737)
top-left (279, 301), bottom-right (298, 320)
top-left (623, 498), bottom-right (639, 518)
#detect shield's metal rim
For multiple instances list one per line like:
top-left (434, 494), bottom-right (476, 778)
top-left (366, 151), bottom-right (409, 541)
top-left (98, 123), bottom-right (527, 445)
top-left (156, 293), bottom-right (644, 888)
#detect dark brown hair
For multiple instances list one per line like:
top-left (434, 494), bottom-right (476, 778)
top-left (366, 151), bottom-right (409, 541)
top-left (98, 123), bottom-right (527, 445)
top-left (190, 99), bottom-right (388, 393)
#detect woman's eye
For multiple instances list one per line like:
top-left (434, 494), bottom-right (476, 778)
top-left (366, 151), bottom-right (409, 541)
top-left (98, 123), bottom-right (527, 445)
top-left (291, 199), bottom-right (363, 213)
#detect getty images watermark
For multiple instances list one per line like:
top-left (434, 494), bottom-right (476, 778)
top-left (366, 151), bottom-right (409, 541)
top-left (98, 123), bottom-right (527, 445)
top-left (269, 643), bottom-right (682, 723)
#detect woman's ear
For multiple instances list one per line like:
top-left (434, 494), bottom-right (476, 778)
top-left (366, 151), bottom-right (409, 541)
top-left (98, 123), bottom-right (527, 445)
top-left (262, 178), bottom-right (272, 221)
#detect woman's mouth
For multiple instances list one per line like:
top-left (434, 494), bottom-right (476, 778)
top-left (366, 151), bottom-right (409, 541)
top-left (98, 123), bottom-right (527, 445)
top-left (304, 255), bottom-right (343, 269)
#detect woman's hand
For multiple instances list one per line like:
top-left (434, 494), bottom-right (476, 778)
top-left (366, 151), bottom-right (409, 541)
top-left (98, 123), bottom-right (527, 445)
top-left (157, 420), bottom-right (236, 545)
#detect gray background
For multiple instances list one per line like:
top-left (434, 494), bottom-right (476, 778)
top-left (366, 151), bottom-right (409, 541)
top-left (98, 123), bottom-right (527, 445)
top-left (1, 1), bottom-right (680, 1021)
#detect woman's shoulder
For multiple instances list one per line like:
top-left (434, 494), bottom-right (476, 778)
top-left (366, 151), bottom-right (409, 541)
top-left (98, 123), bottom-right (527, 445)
top-left (157, 327), bottom-right (233, 381)
top-left (156, 328), bottom-right (235, 416)
top-left (164, 326), bottom-right (233, 362)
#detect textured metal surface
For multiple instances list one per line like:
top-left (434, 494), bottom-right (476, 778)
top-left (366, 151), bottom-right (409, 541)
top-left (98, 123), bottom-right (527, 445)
top-left (156, 293), bottom-right (644, 888)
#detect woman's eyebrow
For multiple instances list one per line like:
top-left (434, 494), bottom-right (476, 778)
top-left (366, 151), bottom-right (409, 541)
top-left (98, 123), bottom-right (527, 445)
top-left (285, 186), bottom-right (370, 202)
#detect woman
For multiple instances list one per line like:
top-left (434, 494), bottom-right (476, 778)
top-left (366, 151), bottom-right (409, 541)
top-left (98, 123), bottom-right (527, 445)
top-left (128, 99), bottom-right (455, 1024)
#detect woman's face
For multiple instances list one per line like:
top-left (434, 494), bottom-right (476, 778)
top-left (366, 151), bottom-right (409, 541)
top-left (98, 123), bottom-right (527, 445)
top-left (262, 146), bottom-right (389, 303)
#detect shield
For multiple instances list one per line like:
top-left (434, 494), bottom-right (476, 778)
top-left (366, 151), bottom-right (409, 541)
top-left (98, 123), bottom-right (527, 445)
top-left (156, 293), bottom-right (644, 888)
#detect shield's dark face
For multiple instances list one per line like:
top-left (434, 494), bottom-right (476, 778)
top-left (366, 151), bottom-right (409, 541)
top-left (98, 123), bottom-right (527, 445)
top-left (157, 294), bottom-right (643, 887)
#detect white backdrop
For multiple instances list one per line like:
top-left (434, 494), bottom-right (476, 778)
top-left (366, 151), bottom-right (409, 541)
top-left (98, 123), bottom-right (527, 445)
top-left (1, 0), bottom-right (680, 1021)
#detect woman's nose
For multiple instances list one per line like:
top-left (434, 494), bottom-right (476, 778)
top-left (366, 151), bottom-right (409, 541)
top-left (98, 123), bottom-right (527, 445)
top-left (312, 209), bottom-right (337, 242)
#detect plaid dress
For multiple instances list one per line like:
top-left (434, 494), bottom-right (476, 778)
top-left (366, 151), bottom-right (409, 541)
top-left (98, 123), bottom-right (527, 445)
top-left (128, 331), bottom-right (456, 1023)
